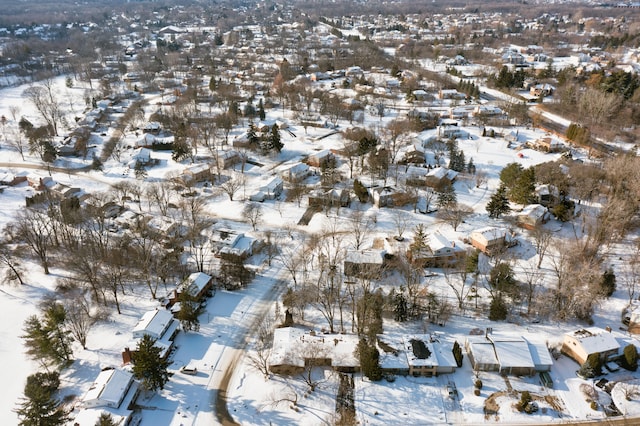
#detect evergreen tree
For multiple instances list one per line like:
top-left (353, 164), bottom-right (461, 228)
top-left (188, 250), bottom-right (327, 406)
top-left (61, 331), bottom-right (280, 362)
top-left (353, 179), bottom-right (369, 203)
top-left (486, 184), bottom-right (511, 219)
top-left (509, 166), bottom-right (536, 205)
top-left (95, 412), bottom-right (118, 426)
top-left (499, 162), bottom-right (524, 189)
top-left (268, 124), bottom-right (283, 152)
top-left (15, 372), bottom-right (67, 426)
top-left (176, 284), bottom-right (203, 332)
top-left (600, 267), bottom-right (616, 297)
top-left (357, 339), bottom-right (383, 381)
top-left (393, 290), bottom-right (408, 322)
top-left (623, 344), bottom-right (638, 371)
top-left (489, 263), bottom-right (517, 296)
top-left (489, 294), bottom-right (508, 321)
top-left (209, 76), bottom-right (216, 92)
top-left (258, 98), bottom-right (266, 121)
top-left (22, 302), bottom-right (73, 368)
top-left (246, 122), bottom-right (260, 147)
top-left (467, 157), bottom-right (476, 174)
top-left (452, 341), bottom-right (464, 367)
top-left (134, 162), bottom-right (147, 179)
top-left (436, 181), bottom-right (457, 208)
top-left (91, 155), bottom-right (104, 171)
top-left (132, 334), bottom-right (170, 392)
top-left (410, 224), bottom-right (429, 254)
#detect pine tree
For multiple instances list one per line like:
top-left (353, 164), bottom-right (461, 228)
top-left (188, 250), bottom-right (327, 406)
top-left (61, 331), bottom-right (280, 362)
top-left (467, 157), bottom-right (476, 174)
top-left (436, 181), bottom-right (457, 208)
top-left (96, 412), bottom-right (118, 426)
top-left (258, 99), bottom-right (265, 121)
top-left (132, 334), bottom-right (170, 392)
top-left (357, 339), bottom-right (382, 381)
top-left (176, 284), bottom-right (203, 332)
top-left (489, 294), bottom-right (508, 321)
top-left (509, 166), bottom-right (536, 205)
top-left (410, 224), bottom-right (429, 254)
top-left (15, 372), bottom-right (67, 426)
top-left (393, 291), bottom-right (408, 322)
top-left (246, 122), bottom-right (259, 147)
top-left (600, 267), bottom-right (616, 297)
top-left (268, 124), bottom-right (283, 153)
top-left (22, 301), bottom-right (73, 368)
top-left (209, 76), bottom-right (216, 92)
top-left (486, 184), bottom-right (511, 219)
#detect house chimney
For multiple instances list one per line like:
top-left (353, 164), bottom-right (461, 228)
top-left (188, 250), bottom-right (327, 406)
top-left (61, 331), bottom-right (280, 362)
top-left (122, 347), bottom-right (132, 364)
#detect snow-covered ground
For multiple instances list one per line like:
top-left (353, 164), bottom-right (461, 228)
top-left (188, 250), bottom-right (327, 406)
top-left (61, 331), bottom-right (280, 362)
top-left (1, 72), bottom-right (639, 426)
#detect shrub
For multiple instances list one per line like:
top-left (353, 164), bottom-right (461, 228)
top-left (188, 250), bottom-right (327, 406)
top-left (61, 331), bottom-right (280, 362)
top-left (452, 341), bottom-right (464, 367)
top-left (474, 389), bottom-right (481, 396)
top-left (475, 379), bottom-right (483, 389)
top-left (590, 401), bottom-right (598, 411)
top-left (623, 344), bottom-right (638, 371)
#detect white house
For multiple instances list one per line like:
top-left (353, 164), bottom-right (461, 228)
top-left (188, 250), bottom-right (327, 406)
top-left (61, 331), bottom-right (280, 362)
top-left (82, 369), bottom-right (137, 409)
top-left (132, 309), bottom-right (178, 340)
top-left (280, 162), bottom-right (310, 182)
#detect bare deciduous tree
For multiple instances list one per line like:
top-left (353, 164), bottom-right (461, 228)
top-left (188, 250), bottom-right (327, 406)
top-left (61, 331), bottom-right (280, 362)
top-left (531, 226), bottom-right (552, 268)
top-left (247, 316), bottom-right (275, 379)
top-left (350, 209), bottom-right (375, 250)
top-left (220, 174), bottom-right (244, 201)
top-left (243, 202), bottom-right (263, 231)
top-left (11, 210), bottom-right (54, 274)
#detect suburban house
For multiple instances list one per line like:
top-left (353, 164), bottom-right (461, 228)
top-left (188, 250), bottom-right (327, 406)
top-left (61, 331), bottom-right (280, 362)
top-left (469, 227), bottom-right (508, 255)
top-left (307, 188), bottom-right (350, 208)
top-left (377, 335), bottom-right (457, 377)
top-left (74, 369), bottom-right (139, 426)
top-left (170, 272), bottom-right (214, 304)
top-left (466, 334), bottom-right (550, 376)
top-left (0, 171), bottom-right (27, 186)
top-left (280, 162), bottom-right (310, 182)
top-left (269, 327), bottom-right (360, 375)
top-left (409, 232), bottom-right (466, 268)
top-left (250, 176), bottom-right (283, 201)
top-left (181, 163), bottom-right (211, 183)
top-left (344, 249), bottom-right (387, 279)
top-left (527, 137), bottom-right (565, 153)
top-left (142, 121), bottom-right (161, 134)
top-left (561, 327), bottom-right (620, 365)
top-left (405, 165), bottom-right (430, 186)
top-left (210, 227), bottom-right (262, 261)
top-left (216, 150), bottom-right (241, 170)
top-left (516, 204), bottom-right (549, 230)
top-left (535, 184), bottom-right (560, 207)
top-left (424, 167), bottom-right (458, 189)
top-left (438, 89), bottom-right (466, 100)
top-left (82, 369), bottom-right (138, 409)
top-left (623, 301), bottom-right (640, 334)
top-left (27, 174), bottom-right (55, 191)
top-left (307, 149), bottom-right (335, 168)
top-left (123, 309), bottom-right (179, 364)
top-left (369, 186), bottom-right (413, 208)
top-left (128, 147), bottom-right (153, 169)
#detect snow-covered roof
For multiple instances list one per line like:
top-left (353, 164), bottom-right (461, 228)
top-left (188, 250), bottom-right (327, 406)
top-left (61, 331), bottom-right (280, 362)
top-left (404, 335), bottom-right (438, 367)
top-left (83, 369), bottom-right (133, 408)
top-left (565, 327), bottom-right (620, 355)
top-left (345, 249), bottom-right (385, 265)
top-left (132, 309), bottom-right (174, 340)
top-left (524, 338), bottom-right (554, 369)
top-left (488, 335), bottom-right (535, 369)
top-left (180, 272), bottom-right (212, 294)
top-left (466, 337), bottom-right (499, 366)
top-left (470, 226), bottom-right (507, 243)
top-left (518, 204), bottom-right (547, 220)
top-left (269, 327), bottom-right (359, 369)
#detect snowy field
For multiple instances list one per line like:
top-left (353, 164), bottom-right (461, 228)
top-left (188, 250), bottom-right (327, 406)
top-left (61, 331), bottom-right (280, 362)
top-left (1, 74), bottom-right (640, 425)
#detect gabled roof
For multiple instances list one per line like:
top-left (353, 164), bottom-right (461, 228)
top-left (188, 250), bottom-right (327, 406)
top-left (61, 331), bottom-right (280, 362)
top-left (132, 309), bottom-right (174, 339)
top-left (565, 327), bottom-right (620, 355)
top-left (83, 369), bottom-right (133, 408)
